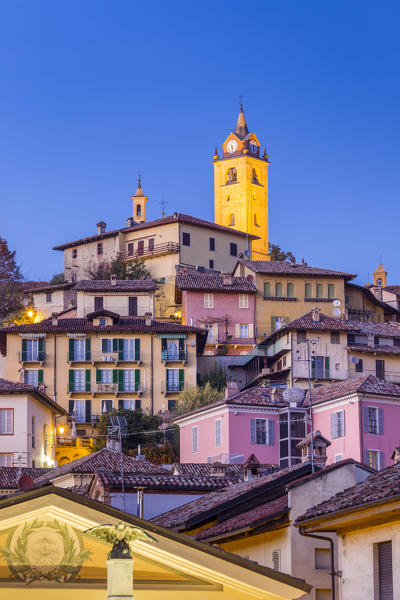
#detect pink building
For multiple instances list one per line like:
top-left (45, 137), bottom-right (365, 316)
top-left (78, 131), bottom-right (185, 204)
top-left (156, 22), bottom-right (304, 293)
top-left (175, 386), bottom-right (307, 466)
top-left (176, 267), bottom-right (256, 355)
top-left (311, 375), bottom-right (400, 469)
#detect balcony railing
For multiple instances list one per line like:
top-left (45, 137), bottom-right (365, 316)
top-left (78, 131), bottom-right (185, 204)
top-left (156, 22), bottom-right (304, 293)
top-left (68, 353), bottom-right (90, 363)
top-left (57, 437), bottom-right (93, 448)
top-left (95, 383), bottom-right (119, 394)
top-left (68, 384), bottom-right (91, 393)
top-left (116, 352), bottom-right (142, 363)
top-left (161, 350), bottom-right (188, 364)
top-left (18, 352), bottom-right (46, 364)
top-left (90, 352), bottom-right (119, 364)
top-left (121, 241), bottom-right (180, 260)
top-left (162, 381), bottom-right (185, 396)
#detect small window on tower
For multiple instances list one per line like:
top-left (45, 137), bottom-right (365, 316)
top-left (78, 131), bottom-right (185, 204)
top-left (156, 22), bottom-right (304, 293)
top-left (254, 213), bottom-right (260, 226)
top-left (229, 214), bottom-right (235, 226)
top-left (226, 167), bottom-right (237, 183)
top-left (252, 168), bottom-right (259, 184)
top-left (137, 204), bottom-right (141, 216)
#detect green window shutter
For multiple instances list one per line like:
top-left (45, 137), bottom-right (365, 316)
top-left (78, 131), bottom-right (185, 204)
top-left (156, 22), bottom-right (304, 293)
top-left (135, 399), bottom-right (141, 410)
top-left (161, 338), bottom-right (167, 361)
top-left (179, 338), bottom-right (185, 359)
top-left (85, 338), bottom-right (91, 361)
top-left (68, 399), bottom-right (74, 413)
top-left (325, 356), bottom-right (330, 379)
top-left (118, 370), bottom-right (124, 392)
top-left (118, 339), bottom-right (124, 361)
top-left (102, 339), bottom-right (108, 353)
top-left (69, 339), bottom-right (75, 362)
top-left (38, 369), bottom-right (43, 384)
top-left (311, 356), bottom-right (316, 379)
top-left (112, 338), bottom-right (118, 353)
top-left (135, 338), bottom-right (140, 361)
top-left (21, 339), bottom-right (27, 362)
top-left (85, 399), bottom-right (91, 423)
top-left (179, 369), bottom-right (184, 391)
top-left (96, 370), bottom-right (102, 383)
top-left (69, 370), bottom-right (75, 392)
top-left (118, 399), bottom-right (124, 410)
top-left (38, 338), bottom-right (45, 360)
top-left (135, 369), bottom-right (140, 391)
top-left (85, 369), bottom-right (91, 392)
top-left (113, 369), bottom-right (118, 384)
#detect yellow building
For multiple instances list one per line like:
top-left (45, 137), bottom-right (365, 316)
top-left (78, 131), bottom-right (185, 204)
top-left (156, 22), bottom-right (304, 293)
top-left (213, 105), bottom-right (269, 260)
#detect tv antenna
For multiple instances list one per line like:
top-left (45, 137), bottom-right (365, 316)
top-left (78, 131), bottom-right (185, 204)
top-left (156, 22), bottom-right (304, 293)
top-left (160, 198), bottom-right (167, 217)
top-left (108, 415), bottom-right (128, 511)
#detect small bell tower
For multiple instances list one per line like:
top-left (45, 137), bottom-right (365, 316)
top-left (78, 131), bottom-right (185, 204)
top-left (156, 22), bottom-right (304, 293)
top-left (131, 177), bottom-right (148, 223)
top-left (373, 263), bottom-right (387, 287)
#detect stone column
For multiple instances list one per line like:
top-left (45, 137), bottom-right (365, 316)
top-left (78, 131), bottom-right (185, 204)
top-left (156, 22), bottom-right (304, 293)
top-left (106, 557), bottom-right (134, 599)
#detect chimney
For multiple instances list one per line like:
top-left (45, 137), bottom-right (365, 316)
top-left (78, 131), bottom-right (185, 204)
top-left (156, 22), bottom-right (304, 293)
top-left (126, 217), bottom-right (135, 227)
top-left (210, 462), bottom-right (226, 478)
top-left (297, 430), bottom-right (331, 468)
top-left (367, 333), bottom-right (374, 348)
top-left (243, 454), bottom-right (261, 481)
top-left (290, 256), bottom-right (296, 264)
top-left (106, 437), bottom-right (122, 452)
top-left (270, 387), bottom-right (278, 402)
top-left (144, 312), bottom-right (152, 326)
top-left (97, 221), bottom-right (106, 235)
top-left (312, 306), bottom-right (320, 323)
top-left (110, 274), bottom-right (117, 286)
top-left (51, 312), bottom-right (58, 326)
top-left (223, 272), bottom-right (233, 286)
top-left (391, 447), bottom-right (400, 465)
top-left (225, 380), bottom-right (238, 398)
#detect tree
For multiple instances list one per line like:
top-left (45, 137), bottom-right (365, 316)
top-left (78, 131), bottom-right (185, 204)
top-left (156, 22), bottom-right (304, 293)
top-left (199, 364), bottom-right (227, 391)
top-left (92, 409), bottom-right (162, 453)
top-left (129, 441), bottom-right (179, 464)
top-left (0, 238), bottom-right (24, 321)
top-left (175, 382), bottom-right (224, 416)
top-left (268, 243), bottom-right (295, 262)
top-left (0, 237), bottom-right (22, 282)
top-left (86, 253), bottom-right (151, 281)
top-left (50, 272), bottom-right (67, 284)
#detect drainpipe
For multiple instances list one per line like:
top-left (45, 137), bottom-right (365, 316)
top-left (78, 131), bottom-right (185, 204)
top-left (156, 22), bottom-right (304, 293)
top-left (359, 397), bottom-right (364, 464)
top-left (53, 334), bottom-right (57, 401)
top-left (137, 487), bottom-right (144, 518)
top-left (150, 333), bottom-right (154, 415)
top-left (299, 528), bottom-right (336, 600)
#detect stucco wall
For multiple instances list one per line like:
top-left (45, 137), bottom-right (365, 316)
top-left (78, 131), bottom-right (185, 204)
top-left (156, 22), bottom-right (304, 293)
top-left (63, 233), bottom-right (122, 280)
top-left (222, 528), bottom-right (291, 573)
top-left (76, 291), bottom-right (154, 317)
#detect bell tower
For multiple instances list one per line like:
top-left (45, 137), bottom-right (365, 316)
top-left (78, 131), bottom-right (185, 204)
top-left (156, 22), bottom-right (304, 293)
top-left (213, 106), bottom-right (269, 260)
top-left (131, 177), bottom-right (148, 223)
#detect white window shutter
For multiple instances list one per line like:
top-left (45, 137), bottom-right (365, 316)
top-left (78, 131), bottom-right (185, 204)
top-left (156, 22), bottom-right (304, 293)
top-left (235, 324), bottom-right (240, 338)
top-left (331, 413), bottom-right (337, 439)
top-left (249, 324), bottom-right (254, 338)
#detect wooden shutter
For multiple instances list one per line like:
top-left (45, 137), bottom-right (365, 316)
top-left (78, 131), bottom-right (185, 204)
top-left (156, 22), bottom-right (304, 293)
top-left (113, 370), bottom-right (118, 384)
top-left (311, 356), bottom-right (316, 379)
top-left (101, 339), bottom-right (107, 353)
top-left (179, 338), bottom-right (185, 357)
top-left (376, 359), bottom-right (385, 380)
top-left (161, 338), bottom-right (167, 361)
top-left (363, 406), bottom-right (369, 432)
top-left (364, 449), bottom-right (370, 466)
top-left (94, 297), bottom-right (103, 311)
top-left (324, 356), bottom-right (330, 379)
top-left (179, 369), bottom-right (184, 391)
top-left (235, 323), bottom-right (241, 338)
top-left (379, 451), bottom-right (385, 471)
top-left (128, 242), bottom-right (134, 256)
top-left (38, 370), bottom-right (43, 384)
top-left (68, 400), bottom-right (74, 414)
top-left (331, 413), bottom-right (338, 439)
top-left (270, 316), bottom-right (276, 332)
top-left (118, 339), bottom-right (124, 361)
top-left (268, 420), bottom-right (275, 445)
top-left (113, 339), bottom-right (118, 353)
top-left (69, 370), bottom-right (74, 392)
top-left (85, 400), bottom-right (91, 423)
top-left (118, 399), bottom-right (124, 410)
top-left (38, 338), bottom-right (45, 360)
top-left (129, 297), bottom-right (138, 316)
top-left (135, 369), bottom-right (140, 391)
top-left (96, 370), bottom-right (102, 383)
top-left (68, 339), bottom-right (75, 362)
top-left (21, 339), bottom-right (27, 362)
top-left (85, 338), bottom-right (91, 361)
top-left (340, 410), bottom-right (345, 436)
top-left (377, 541), bottom-right (393, 600)
top-left (378, 408), bottom-right (384, 434)
top-left (250, 419), bottom-right (256, 444)
top-left (135, 338), bottom-right (140, 361)
top-left (135, 399), bottom-right (141, 410)
top-left (85, 369), bottom-right (91, 392)
top-left (118, 370), bottom-right (124, 392)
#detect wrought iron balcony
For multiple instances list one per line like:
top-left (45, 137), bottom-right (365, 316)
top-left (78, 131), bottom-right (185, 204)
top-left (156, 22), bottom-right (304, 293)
top-left (161, 350), bottom-right (188, 365)
top-left (121, 241), bottom-right (180, 260)
top-left (161, 381), bottom-right (186, 396)
top-left (18, 351), bottom-right (46, 364)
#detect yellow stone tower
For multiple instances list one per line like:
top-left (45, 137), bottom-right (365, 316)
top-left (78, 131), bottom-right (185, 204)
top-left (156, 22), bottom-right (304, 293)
top-left (373, 263), bottom-right (387, 287)
top-left (213, 106), bottom-right (269, 260)
top-left (131, 177), bottom-right (148, 223)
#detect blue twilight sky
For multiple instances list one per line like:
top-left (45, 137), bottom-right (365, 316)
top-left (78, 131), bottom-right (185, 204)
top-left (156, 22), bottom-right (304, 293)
top-left (1, 1), bottom-right (400, 283)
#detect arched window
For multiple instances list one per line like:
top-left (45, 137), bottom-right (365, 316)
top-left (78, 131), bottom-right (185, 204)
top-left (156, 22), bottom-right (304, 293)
top-left (377, 278), bottom-right (382, 286)
top-left (226, 167), bottom-right (237, 183)
top-left (316, 283), bottom-right (323, 298)
top-left (305, 283), bottom-right (312, 298)
top-left (287, 283), bottom-right (294, 298)
top-left (327, 284), bottom-right (335, 299)
top-left (229, 213), bottom-right (235, 226)
top-left (136, 204), bottom-right (141, 216)
top-left (275, 282), bottom-right (283, 297)
top-left (264, 282), bottom-right (271, 297)
top-left (254, 213), bottom-right (259, 226)
top-left (226, 195), bottom-right (230, 202)
top-left (252, 168), bottom-right (259, 184)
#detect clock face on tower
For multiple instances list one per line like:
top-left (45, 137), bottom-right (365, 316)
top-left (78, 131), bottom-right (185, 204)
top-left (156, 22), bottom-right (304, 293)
top-left (227, 139), bottom-right (238, 153)
top-left (249, 140), bottom-right (258, 154)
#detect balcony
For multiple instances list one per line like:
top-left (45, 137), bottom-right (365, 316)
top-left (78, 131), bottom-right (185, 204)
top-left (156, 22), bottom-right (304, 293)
top-left (121, 241), bottom-right (180, 261)
top-left (68, 353), bottom-right (90, 364)
top-left (57, 436), bottom-right (93, 448)
top-left (162, 381), bottom-right (185, 396)
top-left (68, 384), bottom-right (91, 394)
top-left (95, 383), bottom-right (119, 394)
top-left (161, 350), bottom-right (188, 365)
top-left (18, 351), bottom-right (46, 365)
top-left (115, 352), bottom-right (142, 364)
top-left (116, 384), bottom-right (145, 396)
top-left (263, 296), bottom-right (298, 302)
top-left (90, 352), bottom-right (119, 365)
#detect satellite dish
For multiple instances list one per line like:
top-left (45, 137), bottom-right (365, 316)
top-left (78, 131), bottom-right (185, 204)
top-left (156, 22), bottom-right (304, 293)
top-left (283, 387), bottom-right (305, 404)
top-left (333, 308), bottom-right (341, 317)
top-left (333, 299), bottom-right (341, 307)
top-left (352, 356), bottom-right (360, 364)
top-left (244, 249), bottom-right (251, 258)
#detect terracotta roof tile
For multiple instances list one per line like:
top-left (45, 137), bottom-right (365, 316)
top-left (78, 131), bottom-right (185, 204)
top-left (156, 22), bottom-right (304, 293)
top-left (176, 269), bottom-right (256, 294)
top-left (241, 260), bottom-right (355, 279)
top-left (172, 463), bottom-right (276, 478)
top-left (347, 344), bottom-right (400, 357)
top-left (95, 471), bottom-right (239, 491)
top-left (0, 467), bottom-right (51, 490)
top-left (284, 311), bottom-right (357, 332)
top-left (306, 375), bottom-right (400, 407)
top-left (0, 378), bottom-right (66, 415)
top-left (74, 280), bottom-right (158, 292)
top-left (347, 320), bottom-right (400, 337)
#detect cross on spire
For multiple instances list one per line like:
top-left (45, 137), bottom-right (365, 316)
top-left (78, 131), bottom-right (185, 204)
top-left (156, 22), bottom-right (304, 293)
top-left (159, 198), bottom-right (167, 217)
top-left (238, 95), bottom-right (244, 110)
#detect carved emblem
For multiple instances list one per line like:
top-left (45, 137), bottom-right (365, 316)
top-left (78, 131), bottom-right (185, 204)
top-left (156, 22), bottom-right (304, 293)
top-left (1, 518), bottom-right (91, 584)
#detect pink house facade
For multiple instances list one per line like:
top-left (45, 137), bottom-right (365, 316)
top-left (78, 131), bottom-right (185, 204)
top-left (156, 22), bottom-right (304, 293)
top-left (175, 386), bottom-right (307, 466)
top-left (176, 268), bottom-right (257, 354)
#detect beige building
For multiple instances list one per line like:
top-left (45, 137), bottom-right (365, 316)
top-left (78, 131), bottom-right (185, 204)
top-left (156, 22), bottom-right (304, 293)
top-left (233, 259), bottom-right (355, 339)
top-left (0, 311), bottom-right (206, 443)
top-left (0, 378), bottom-right (65, 468)
top-left (345, 281), bottom-right (400, 322)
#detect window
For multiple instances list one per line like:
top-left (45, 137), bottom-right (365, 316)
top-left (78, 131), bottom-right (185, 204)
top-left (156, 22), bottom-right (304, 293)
top-left (209, 259), bottom-right (214, 269)
top-left (327, 284), bottom-right (335, 299)
top-left (335, 453), bottom-right (343, 462)
top-left (315, 548), bottom-right (330, 570)
top-left (167, 369), bottom-right (183, 392)
top-left (331, 410), bottom-right (345, 438)
top-left (0, 454), bottom-right (13, 466)
top-left (230, 242), bottom-right (237, 256)
top-left (316, 283), bottom-right (323, 298)
top-left (272, 550), bottom-right (281, 571)
top-left (123, 369), bottom-right (136, 392)
top-left (192, 426), bottom-right (198, 452)
top-left (366, 449), bottom-right (384, 470)
top-left (376, 541), bottom-right (393, 600)
top-left (264, 282), bottom-right (271, 297)
top-left (99, 369), bottom-right (113, 384)
top-left (239, 294), bottom-right (249, 308)
top-left (24, 339), bottom-right (39, 361)
top-left (272, 316), bottom-right (287, 331)
top-left (240, 324), bottom-right (249, 338)
top-left (97, 243), bottom-right (103, 255)
top-left (72, 248), bottom-right (77, 259)
top-left (254, 213), bottom-right (259, 226)
top-left (129, 296), bottom-right (138, 316)
top-left (24, 370), bottom-right (42, 387)
top-left (355, 358), bottom-right (363, 373)
top-left (377, 278), bottom-right (383, 286)
top-left (252, 168), bottom-right (259, 183)
top-left (0, 409), bottom-right (13, 434)
top-left (31, 416), bottom-right (35, 448)
top-left (374, 336), bottom-right (380, 346)
top-left (297, 330), bottom-right (307, 342)
top-left (94, 296), bottom-right (104, 311)
top-left (330, 331), bottom-right (340, 344)
top-left (71, 400), bottom-right (86, 423)
top-left (99, 318), bottom-right (107, 327)
top-left (45, 292), bottom-right (52, 303)
top-left (204, 294), bottom-right (214, 308)
top-left (127, 242), bottom-right (134, 256)
top-left (305, 283), bottom-right (312, 298)
top-left (227, 167), bottom-right (237, 183)
top-left (376, 359), bottom-right (385, 380)
top-left (251, 418), bottom-right (274, 445)
top-left (287, 283), bottom-right (294, 298)
top-left (69, 339), bottom-right (86, 361)
top-left (365, 406), bottom-right (383, 434)
top-left (101, 399), bottom-right (113, 413)
top-left (394, 338), bottom-right (400, 347)
top-left (168, 399), bottom-right (177, 411)
top-left (205, 324), bottom-right (217, 344)
top-left (275, 282), bottom-right (283, 297)
top-left (182, 232), bottom-right (191, 246)
top-left (137, 240), bottom-right (144, 256)
top-left (148, 238), bottom-right (155, 252)
top-left (209, 237), bottom-right (215, 251)
top-left (137, 204), bottom-right (141, 216)
top-left (215, 419), bottom-right (222, 446)
top-left (228, 213), bottom-right (236, 226)
top-left (347, 333), bottom-right (356, 344)
top-left (311, 356), bottom-right (330, 379)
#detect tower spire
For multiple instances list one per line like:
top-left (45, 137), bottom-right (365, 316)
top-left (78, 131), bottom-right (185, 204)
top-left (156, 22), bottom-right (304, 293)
top-left (235, 104), bottom-right (249, 138)
top-left (134, 175), bottom-right (144, 197)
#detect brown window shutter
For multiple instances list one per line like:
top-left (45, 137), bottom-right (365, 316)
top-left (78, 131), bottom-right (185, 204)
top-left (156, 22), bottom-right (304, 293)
top-left (378, 541), bottom-right (393, 600)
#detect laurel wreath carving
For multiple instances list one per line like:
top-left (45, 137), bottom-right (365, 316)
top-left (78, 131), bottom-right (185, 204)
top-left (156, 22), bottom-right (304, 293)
top-left (1, 518), bottom-right (91, 584)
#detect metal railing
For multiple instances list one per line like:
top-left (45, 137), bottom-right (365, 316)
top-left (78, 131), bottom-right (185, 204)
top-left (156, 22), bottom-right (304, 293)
top-left (95, 383), bottom-right (119, 393)
top-left (121, 241), bottom-right (180, 260)
top-left (161, 381), bottom-right (186, 395)
top-left (18, 352), bottom-right (46, 363)
top-left (91, 352), bottom-right (119, 364)
top-left (68, 384), bottom-right (91, 393)
top-left (161, 350), bottom-right (188, 363)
